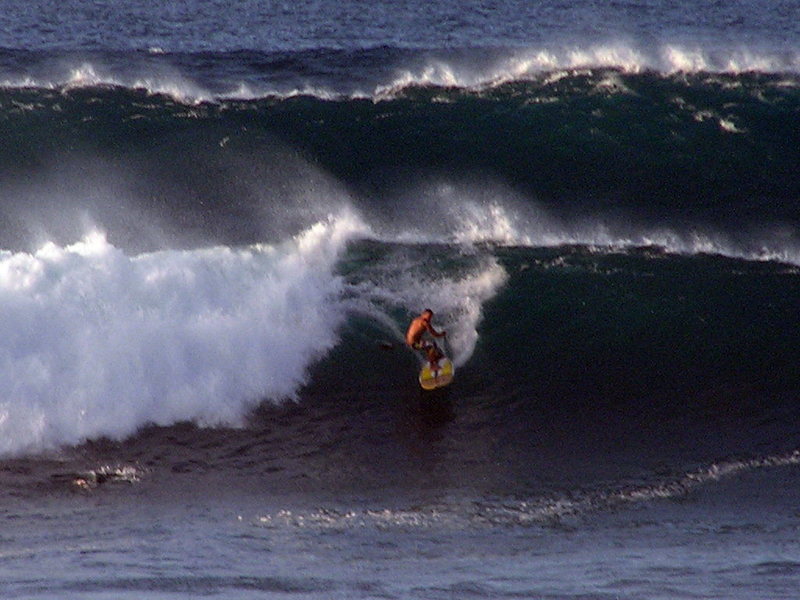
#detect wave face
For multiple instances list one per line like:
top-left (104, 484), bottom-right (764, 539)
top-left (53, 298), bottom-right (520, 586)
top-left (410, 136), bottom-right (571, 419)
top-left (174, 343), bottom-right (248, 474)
top-left (1, 69), bottom-right (799, 241)
top-left (1, 43), bottom-right (799, 462)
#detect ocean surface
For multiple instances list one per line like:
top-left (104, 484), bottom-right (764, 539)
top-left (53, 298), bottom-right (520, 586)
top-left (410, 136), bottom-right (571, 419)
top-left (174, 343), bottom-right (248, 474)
top-left (2, 1), bottom-right (800, 598)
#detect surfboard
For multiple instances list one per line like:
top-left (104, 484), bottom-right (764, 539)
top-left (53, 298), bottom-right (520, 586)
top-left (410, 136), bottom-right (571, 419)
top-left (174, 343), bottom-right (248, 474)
top-left (419, 357), bottom-right (454, 390)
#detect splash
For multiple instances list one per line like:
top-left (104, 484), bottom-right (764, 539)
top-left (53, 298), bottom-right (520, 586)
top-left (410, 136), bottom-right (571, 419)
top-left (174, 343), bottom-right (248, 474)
top-left (342, 246), bottom-right (508, 369)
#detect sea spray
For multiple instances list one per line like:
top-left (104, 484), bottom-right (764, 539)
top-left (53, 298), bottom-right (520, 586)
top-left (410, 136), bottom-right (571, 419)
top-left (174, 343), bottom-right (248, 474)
top-left (374, 180), bottom-right (800, 266)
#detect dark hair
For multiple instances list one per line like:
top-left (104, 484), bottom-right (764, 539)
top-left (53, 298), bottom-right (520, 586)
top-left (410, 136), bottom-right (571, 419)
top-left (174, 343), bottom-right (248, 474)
top-left (423, 308), bottom-right (433, 316)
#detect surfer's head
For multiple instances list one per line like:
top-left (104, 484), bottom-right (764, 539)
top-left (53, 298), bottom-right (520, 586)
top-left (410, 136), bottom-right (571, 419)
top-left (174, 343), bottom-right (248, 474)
top-left (422, 309), bottom-right (433, 322)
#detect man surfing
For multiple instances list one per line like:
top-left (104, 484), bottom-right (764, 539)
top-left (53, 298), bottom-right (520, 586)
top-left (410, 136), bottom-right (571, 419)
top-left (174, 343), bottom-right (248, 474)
top-left (406, 309), bottom-right (447, 367)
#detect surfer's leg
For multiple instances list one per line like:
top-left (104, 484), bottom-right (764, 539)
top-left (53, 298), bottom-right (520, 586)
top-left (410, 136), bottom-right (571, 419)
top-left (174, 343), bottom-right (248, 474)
top-left (426, 342), bottom-right (443, 365)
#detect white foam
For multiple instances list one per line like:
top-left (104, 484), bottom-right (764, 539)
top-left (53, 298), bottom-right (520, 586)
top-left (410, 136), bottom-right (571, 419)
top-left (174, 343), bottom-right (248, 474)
top-left (0, 61), bottom-right (216, 104)
top-left (0, 214), bottom-right (368, 456)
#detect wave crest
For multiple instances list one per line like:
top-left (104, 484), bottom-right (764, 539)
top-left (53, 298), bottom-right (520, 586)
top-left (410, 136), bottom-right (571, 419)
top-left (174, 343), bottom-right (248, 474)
top-left (1, 43), bottom-right (799, 103)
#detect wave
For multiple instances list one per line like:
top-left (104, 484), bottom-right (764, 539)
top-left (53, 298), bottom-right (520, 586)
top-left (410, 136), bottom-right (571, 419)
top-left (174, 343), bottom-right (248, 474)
top-left (2, 40), bottom-right (800, 459)
top-left (2, 70), bottom-right (798, 244)
top-left (1, 215), bottom-right (797, 460)
top-left (1, 43), bottom-right (799, 102)
top-left (243, 451), bottom-right (800, 529)
top-left (0, 211), bottom-right (511, 455)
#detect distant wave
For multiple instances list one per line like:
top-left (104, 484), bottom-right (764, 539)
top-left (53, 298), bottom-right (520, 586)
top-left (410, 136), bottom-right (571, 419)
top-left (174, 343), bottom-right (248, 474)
top-left (408, 186), bottom-right (800, 267)
top-left (374, 44), bottom-right (800, 98)
top-left (1, 70), bottom-right (799, 261)
top-left (0, 213), bottom-right (509, 455)
top-left (1, 43), bottom-right (799, 102)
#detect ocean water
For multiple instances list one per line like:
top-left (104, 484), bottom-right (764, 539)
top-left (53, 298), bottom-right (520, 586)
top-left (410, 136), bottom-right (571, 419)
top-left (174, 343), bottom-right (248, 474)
top-left (2, 1), bottom-right (800, 598)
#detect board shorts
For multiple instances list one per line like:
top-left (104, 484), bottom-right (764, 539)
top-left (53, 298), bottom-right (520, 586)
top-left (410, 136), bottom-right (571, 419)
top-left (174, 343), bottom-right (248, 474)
top-left (412, 340), bottom-right (440, 355)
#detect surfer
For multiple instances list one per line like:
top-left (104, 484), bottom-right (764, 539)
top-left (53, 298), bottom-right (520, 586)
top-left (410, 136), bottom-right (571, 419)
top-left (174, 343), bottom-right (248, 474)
top-left (406, 309), bottom-right (446, 364)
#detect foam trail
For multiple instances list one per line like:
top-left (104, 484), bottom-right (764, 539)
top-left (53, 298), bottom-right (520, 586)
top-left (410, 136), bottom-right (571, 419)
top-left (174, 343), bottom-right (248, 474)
top-left (0, 215), bottom-right (366, 456)
top-left (374, 43), bottom-right (800, 97)
top-left (247, 450), bottom-right (800, 530)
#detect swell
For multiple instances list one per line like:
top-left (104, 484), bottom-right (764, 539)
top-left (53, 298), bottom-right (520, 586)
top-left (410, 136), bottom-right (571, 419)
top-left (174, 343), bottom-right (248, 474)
top-left (2, 43), bottom-right (800, 99)
top-left (2, 70), bottom-right (799, 231)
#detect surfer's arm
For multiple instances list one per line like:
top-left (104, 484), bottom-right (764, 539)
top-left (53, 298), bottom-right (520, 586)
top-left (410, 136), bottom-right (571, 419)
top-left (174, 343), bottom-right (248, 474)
top-left (426, 324), bottom-right (446, 338)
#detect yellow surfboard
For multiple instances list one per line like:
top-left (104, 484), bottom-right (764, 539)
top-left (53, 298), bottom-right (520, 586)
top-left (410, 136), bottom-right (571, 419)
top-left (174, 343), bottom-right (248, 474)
top-left (419, 357), bottom-right (454, 390)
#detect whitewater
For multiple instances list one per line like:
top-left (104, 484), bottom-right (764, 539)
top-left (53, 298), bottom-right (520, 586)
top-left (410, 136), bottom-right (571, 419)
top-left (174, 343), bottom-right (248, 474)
top-left (0, 220), bottom-right (350, 454)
